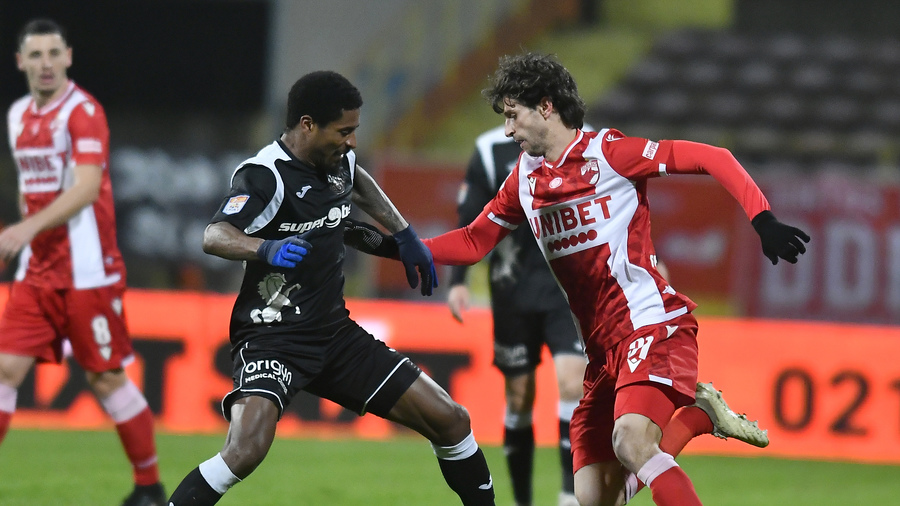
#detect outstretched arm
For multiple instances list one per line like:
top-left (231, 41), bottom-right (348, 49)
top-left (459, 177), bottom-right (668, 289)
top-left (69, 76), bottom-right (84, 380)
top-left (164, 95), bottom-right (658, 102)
top-left (423, 211), bottom-right (511, 266)
top-left (667, 140), bottom-right (810, 264)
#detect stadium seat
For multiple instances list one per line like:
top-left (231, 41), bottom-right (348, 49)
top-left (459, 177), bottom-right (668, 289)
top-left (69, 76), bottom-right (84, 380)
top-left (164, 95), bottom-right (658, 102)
top-left (586, 28), bottom-right (900, 174)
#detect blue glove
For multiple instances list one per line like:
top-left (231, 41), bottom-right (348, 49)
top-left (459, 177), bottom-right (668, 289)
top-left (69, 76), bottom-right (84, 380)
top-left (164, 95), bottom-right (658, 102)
top-left (257, 234), bottom-right (312, 268)
top-left (393, 225), bottom-right (438, 296)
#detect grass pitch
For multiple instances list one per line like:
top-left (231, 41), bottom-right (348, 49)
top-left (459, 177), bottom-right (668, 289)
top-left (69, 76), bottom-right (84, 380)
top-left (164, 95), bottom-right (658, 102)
top-left (0, 429), bottom-right (897, 505)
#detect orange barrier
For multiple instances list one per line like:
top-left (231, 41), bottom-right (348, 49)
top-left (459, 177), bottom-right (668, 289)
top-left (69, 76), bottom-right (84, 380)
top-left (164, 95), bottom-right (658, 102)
top-left (3, 286), bottom-right (900, 464)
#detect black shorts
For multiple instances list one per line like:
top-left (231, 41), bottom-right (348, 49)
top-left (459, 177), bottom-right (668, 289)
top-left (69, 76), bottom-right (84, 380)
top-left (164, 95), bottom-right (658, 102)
top-left (492, 304), bottom-right (584, 376)
top-left (222, 319), bottom-right (421, 421)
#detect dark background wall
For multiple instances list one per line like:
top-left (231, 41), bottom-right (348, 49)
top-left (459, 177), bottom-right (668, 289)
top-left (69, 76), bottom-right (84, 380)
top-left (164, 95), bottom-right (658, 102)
top-left (0, 0), bottom-right (269, 116)
top-left (736, 0), bottom-right (900, 35)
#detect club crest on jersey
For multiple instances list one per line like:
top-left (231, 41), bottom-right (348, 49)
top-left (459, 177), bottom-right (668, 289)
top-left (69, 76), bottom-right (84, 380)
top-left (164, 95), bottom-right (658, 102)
top-left (251, 273), bottom-right (302, 324)
top-left (327, 174), bottom-right (345, 193)
top-left (223, 195), bottom-right (249, 215)
top-left (580, 160), bottom-right (600, 185)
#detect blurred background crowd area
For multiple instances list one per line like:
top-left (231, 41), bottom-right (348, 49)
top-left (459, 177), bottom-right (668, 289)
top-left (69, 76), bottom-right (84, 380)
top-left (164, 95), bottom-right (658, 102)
top-left (2, 0), bottom-right (900, 324)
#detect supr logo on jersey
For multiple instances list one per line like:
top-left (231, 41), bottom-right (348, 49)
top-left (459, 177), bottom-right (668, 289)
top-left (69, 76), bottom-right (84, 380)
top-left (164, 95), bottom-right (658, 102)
top-left (606, 133), bottom-right (623, 142)
top-left (277, 203), bottom-right (351, 233)
top-left (81, 102), bottom-right (96, 116)
top-left (223, 195), bottom-right (249, 215)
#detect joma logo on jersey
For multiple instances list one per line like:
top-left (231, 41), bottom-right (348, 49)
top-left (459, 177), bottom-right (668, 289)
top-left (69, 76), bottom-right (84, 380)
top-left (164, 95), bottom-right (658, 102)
top-left (529, 195), bottom-right (612, 240)
top-left (278, 204), bottom-right (351, 232)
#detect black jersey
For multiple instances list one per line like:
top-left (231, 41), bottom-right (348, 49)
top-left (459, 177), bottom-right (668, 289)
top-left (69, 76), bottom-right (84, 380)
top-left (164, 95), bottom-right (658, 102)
top-left (211, 140), bottom-right (355, 347)
top-left (451, 126), bottom-right (570, 312)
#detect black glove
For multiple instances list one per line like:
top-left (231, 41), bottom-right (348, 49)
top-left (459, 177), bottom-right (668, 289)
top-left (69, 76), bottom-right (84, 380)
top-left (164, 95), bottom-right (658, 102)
top-left (751, 210), bottom-right (810, 265)
top-left (257, 234), bottom-right (312, 268)
top-left (394, 225), bottom-right (438, 296)
top-left (343, 218), bottom-right (399, 258)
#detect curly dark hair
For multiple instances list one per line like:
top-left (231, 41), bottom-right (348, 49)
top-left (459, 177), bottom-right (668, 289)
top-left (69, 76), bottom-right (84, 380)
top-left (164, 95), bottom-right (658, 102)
top-left (483, 52), bottom-right (585, 129)
top-left (285, 71), bottom-right (363, 129)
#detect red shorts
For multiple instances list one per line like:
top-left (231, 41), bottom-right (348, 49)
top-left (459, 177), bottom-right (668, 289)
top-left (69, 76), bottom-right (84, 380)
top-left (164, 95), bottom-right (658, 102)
top-left (570, 312), bottom-right (699, 471)
top-left (0, 281), bottom-right (133, 372)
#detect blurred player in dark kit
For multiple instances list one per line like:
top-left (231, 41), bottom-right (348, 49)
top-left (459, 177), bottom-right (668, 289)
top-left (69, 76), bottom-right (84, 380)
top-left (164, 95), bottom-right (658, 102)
top-left (0, 18), bottom-right (165, 506)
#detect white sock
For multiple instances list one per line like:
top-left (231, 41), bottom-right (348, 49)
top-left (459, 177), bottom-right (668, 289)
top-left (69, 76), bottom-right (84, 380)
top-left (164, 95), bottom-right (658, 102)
top-left (199, 453), bottom-right (241, 494)
top-left (0, 383), bottom-right (17, 414)
top-left (431, 430), bottom-right (479, 461)
top-left (504, 408), bottom-right (533, 429)
top-left (624, 472), bottom-right (639, 503)
top-left (558, 400), bottom-right (578, 422)
top-left (99, 381), bottom-right (147, 423)
top-left (636, 452), bottom-right (678, 487)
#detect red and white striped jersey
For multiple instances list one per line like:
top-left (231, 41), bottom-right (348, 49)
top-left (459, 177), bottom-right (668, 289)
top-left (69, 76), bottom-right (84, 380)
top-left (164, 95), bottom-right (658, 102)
top-left (485, 129), bottom-right (698, 358)
top-left (6, 80), bottom-right (125, 289)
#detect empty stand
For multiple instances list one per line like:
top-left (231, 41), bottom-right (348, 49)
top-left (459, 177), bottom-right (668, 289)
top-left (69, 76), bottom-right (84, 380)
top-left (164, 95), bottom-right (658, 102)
top-left (588, 29), bottom-right (900, 174)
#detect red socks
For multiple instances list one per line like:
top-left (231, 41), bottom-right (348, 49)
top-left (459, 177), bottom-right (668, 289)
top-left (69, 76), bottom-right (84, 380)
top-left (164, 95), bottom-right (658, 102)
top-left (0, 410), bottom-right (11, 444)
top-left (660, 406), bottom-right (714, 456)
top-left (115, 407), bottom-right (160, 486)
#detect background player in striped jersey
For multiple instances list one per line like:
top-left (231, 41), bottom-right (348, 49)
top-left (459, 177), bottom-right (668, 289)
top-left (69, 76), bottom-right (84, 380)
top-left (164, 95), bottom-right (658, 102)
top-left (422, 52), bottom-right (808, 506)
top-left (0, 18), bottom-right (165, 506)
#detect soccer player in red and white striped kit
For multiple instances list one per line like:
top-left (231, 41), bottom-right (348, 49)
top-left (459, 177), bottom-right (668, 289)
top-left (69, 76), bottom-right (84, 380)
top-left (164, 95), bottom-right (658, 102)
top-left (0, 18), bottom-right (164, 506)
top-left (422, 52), bottom-right (809, 505)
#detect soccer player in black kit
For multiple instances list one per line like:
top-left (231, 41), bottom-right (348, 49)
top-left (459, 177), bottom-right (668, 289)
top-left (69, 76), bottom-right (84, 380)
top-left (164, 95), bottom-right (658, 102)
top-left (167, 71), bottom-right (495, 506)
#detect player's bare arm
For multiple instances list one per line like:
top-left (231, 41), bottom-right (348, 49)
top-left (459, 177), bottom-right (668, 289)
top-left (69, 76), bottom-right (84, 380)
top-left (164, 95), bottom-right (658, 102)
top-left (0, 163), bottom-right (101, 262)
top-left (350, 165), bottom-right (408, 233)
top-left (202, 221), bottom-right (265, 261)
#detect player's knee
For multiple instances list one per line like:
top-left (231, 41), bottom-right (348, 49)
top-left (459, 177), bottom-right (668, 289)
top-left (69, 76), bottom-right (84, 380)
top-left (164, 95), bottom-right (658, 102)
top-left (611, 418), bottom-right (657, 472)
top-left (86, 368), bottom-right (128, 398)
top-left (434, 401), bottom-right (472, 445)
top-left (221, 437), bottom-right (271, 479)
top-left (575, 465), bottom-right (624, 506)
top-left (557, 374), bottom-right (583, 402)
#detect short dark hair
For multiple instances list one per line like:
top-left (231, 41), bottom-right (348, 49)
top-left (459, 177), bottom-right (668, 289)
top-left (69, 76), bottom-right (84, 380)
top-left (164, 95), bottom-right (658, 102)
top-left (285, 71), bottom-right (363, 129)
top-left (18, 18), bottom-right (68, 50)
top-left (483, 52), bottom-right (586, 129)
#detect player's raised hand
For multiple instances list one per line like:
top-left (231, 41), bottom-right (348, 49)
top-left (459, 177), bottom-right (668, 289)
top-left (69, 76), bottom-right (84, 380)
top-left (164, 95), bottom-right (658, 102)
top-left (394, 225), bottom-right (439, 296)
top-left (257, 234), bottom-right (312, 268)
top-left (751, 210), bottom-right (810, 265)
